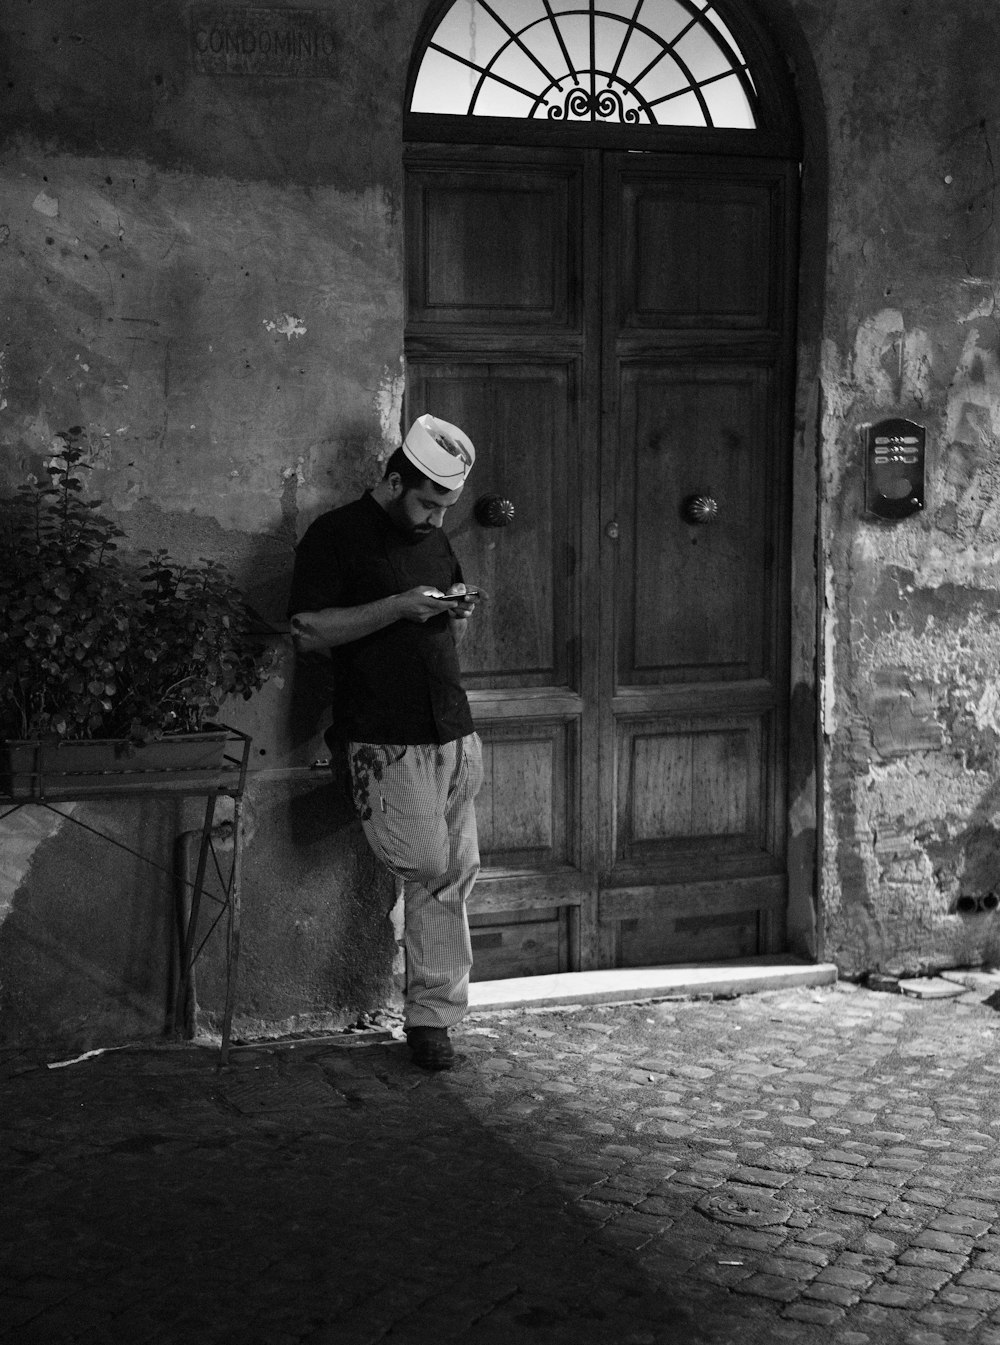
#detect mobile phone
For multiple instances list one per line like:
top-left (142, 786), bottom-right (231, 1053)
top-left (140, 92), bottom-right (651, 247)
top-left (437, 588), bottom-right (480, 601)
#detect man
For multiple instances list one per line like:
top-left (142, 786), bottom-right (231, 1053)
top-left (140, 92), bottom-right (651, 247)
top-left (287, 414), bottom-right (483, 1071)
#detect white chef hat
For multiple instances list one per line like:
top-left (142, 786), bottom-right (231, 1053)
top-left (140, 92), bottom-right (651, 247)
top-left (401, 413), bottom-right (475, 488)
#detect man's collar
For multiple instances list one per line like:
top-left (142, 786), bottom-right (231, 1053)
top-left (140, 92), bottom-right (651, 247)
top-left (362, 489), bottom-right (393, 526)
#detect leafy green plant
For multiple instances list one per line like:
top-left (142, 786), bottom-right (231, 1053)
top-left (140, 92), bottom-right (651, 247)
top-left (0, 429), bottom-right (274, 743)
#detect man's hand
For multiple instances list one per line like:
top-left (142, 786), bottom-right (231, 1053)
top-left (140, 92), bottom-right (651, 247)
top-left (444, 584), bottom-right (481, 647)
top-left (395, 586), bottom-right (460, 624)
top-left (444, 583), bottom-right (479, 621)
top-left (290, 586), bottom-right (479, 652)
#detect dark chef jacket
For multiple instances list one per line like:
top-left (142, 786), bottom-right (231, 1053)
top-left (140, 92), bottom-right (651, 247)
top-left (286, 491), bottom-right (474, 746)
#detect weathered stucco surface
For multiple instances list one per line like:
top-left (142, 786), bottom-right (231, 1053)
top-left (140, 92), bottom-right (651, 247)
top-left (2, 0), bottom-right (1000, 1046)
top-left (812, 0), bottom-right (1000, 975)
top-left (0, 0), bottom-right (420, 1047)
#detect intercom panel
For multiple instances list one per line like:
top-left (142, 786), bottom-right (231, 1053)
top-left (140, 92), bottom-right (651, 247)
top-left (865, 418), bottom-right (925, 519)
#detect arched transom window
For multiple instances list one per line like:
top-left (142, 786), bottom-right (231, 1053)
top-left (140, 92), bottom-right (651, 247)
top-left (410, 0), bottom-right (757, 128)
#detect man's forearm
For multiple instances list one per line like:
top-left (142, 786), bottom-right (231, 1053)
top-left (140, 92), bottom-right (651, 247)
top-left (290, 597), bottom-right (401, 652)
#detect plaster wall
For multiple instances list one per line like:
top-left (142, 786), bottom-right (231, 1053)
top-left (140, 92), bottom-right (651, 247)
top-left (0, 0), bottom-right (418, 1048)
top-left (1, 0), bottom-right (999, 1048)
top-left (798, 0), bottom-right (1000, 976)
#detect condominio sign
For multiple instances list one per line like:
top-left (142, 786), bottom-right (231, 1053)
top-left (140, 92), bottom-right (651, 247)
top-left (190, 6), bottom-right (339, 76)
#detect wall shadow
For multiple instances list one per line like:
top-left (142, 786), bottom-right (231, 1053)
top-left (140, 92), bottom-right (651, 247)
top-left (1, 1041), bottom-right (775, 1345)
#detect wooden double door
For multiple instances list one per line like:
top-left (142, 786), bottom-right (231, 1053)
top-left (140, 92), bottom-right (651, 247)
top-left (405, 142), bottom-right (798, 978)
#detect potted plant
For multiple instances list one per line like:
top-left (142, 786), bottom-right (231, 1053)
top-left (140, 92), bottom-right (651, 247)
top-left (0, 428), bottom-right (275, 796)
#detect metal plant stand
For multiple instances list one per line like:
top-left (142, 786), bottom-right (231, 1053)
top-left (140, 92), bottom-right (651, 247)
top-left (0, 727), bottom-right (252, 1065)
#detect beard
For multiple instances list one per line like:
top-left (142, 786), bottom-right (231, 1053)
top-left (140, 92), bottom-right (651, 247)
top-left (384, 499), bottom-right (433, 542)
top-left (402, 523), bottom-right (433, 544)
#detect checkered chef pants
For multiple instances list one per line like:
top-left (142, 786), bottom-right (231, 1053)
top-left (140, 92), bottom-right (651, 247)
top-left (347, 734), bottom-right (484, 1029)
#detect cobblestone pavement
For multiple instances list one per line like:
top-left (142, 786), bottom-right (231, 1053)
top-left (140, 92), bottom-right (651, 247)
top-left (6, 978), bottom-right (1000, 1344)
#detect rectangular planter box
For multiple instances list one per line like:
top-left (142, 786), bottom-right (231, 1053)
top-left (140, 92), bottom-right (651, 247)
top-left (1, 732), bottom-right (230, 799)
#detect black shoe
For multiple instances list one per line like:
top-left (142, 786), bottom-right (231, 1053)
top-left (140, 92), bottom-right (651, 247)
top-left (405, 1026), bottom-right (455, 1071)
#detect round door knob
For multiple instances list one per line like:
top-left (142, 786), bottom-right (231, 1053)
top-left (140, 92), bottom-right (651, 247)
top-left (682, 494), bottom-right (719, 525)
top-left (474, 495), bottom-right (515, 528)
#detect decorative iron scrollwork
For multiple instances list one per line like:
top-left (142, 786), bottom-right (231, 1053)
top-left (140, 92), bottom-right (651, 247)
top-left (548, 86), bottom-right (640, 124)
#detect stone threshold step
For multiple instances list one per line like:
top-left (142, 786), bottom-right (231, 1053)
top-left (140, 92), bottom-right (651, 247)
top-left (468, 955), bottom-right (839, 1011)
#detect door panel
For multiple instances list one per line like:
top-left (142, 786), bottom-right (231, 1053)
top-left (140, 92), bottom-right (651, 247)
top-left (476, 718), bottom-right (577, 868)
top-left (618, 363), bottom-right (774, 682)
top-left (407, 352), bottom-right (594, 926)
top-left (619, 908), bottom-right (762, 965)
top-left (469, 908), bottom-right (568, 980)
top-left (407, 164), bottom-right (580, 329)
top-left (404, 360), bottom-right (577, 688)
top-left (620, 169), bottom-right (782, 329)
top-left (600, 153), bottom-right (795, 965)
top-left (405, 149), bottom-right (601, 976)
top-left (614, 712), bottom-right (773, 862)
